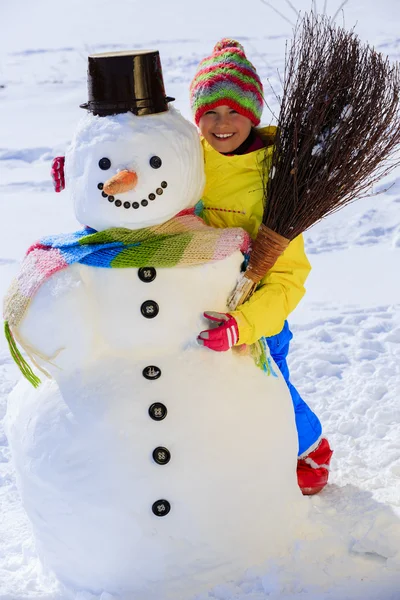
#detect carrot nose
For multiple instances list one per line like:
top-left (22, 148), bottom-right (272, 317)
top-left (103, 170), bottom-right (138, 195)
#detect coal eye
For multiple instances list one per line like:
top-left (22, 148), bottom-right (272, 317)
top-left (150, 156), bottom-right (162, 169)
top-left (99, 157), bottom-right (111, 170)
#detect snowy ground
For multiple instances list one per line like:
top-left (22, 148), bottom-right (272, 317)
top-left (1, 0), bottom-right (400, 598)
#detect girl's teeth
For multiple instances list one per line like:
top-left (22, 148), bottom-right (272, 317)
top-left (215, 133), bottom-right (234, 139)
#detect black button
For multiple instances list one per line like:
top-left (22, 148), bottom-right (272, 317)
top-left (123, 201), bottom-right (131, 209)
top-left (141, 199), bottom-right (148, 207)
top-left (152, 447), bottom-right (171, 465)
top-left (148, 193), bottom-right (156, 201)
top-left (97, 182), bottom-right (104, 190)
top-left (143, 366), bottom-right (161, 380)
top-left (102, 191), bottom-right (108, 198)
top-left (152, 499), bottom-right (170, 517)
top-left (156, 188), bottom-right (163, 195)
top-left (161, 181), bottom-right (167, 188)
top-left (108, 195), bottom-right (115, 202)
top-left (149, 403), bottom-right (167, 421)
top-left (150, 156), bottom-right (162, 169)
top-left (141, 300), bottom-right (159, 318)
top-left (138, 267), bottom-right (157, 283)
top-left (132, 202), bottom-right (139, 209)
top-left (99, 157), bottom-right (111, 170)
top-left (115, 199), bottom-right (122, 207)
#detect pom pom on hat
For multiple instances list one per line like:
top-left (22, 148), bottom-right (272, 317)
top-left (190, 38), bottom-right (264, 126)
top-left (213, 38), bottom-right (245, 53)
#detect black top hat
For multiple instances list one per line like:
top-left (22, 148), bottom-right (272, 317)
top-left (80, 50), bottom-right (175, 117)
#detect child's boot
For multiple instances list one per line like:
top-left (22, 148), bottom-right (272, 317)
top-left (297, 438), bottom-right (333, 495)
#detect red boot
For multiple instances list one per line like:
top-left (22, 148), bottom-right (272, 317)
top-left (297, 438), bottom-right (333, 495)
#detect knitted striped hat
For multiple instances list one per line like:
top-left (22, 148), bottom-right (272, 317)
top-left (190, 38), bottom-right (264, 126)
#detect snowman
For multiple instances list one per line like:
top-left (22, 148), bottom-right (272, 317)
top-left (4, 51), bottom-right (307, 599)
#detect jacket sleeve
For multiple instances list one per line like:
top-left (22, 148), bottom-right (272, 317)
top-left (230, 234), bottom-right (311, 344)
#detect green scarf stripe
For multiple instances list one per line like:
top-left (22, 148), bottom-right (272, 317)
top-left (147, 233), bottom-right (194, 265)
top-left (110, 233), bottom-right (193, 268)
top-left (196, 88), bottom-right (261, 111)
top-left (78, 227), bottom-right (159, 246)
top-left (194, 67), bottom-right (262, 93)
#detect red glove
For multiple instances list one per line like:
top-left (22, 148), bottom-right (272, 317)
top-left (197, 311), bottom-right (239, 352)
top-left (51, 156), bottom-right (65, 192)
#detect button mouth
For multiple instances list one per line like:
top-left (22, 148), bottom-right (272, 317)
top-left (99, 181), bottom-right (167, 209)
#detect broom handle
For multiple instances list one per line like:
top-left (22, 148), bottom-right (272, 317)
top-left (227, 224), bottom-right (290, 311)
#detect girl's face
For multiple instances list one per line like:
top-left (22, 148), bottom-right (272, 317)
top-left (199, 105), bottom-right (252, 153)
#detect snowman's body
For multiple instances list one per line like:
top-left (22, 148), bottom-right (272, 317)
top-left (6, 106), bottom-right (306, 598)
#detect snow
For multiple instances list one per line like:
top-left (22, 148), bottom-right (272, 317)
top-left (1, 0), bottom-right (400, 598)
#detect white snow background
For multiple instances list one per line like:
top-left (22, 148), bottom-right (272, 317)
top-left (1, 0), bottom-right (400, 598)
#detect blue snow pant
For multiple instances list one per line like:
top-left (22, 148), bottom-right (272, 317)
top-left (266, 321), bottom-right (322, 456)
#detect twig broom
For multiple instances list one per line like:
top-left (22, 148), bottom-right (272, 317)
top-left (228, 14), bottom-right (400, 310)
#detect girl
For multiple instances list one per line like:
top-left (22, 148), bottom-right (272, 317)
top-left (191, 39), bottom-right (332, 495)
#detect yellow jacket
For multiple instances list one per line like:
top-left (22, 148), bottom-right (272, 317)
top-left (201, 128), bottom-right (311, 344)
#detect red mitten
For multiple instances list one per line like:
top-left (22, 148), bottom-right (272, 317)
top-left (51, 156), bottom-right (65, 192)
top-left (197, 311), bottom-right (239, 352)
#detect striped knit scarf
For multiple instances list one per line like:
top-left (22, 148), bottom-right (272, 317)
top-left (4, 210), bottom-right (250, 387)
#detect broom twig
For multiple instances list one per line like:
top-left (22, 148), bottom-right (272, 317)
top-left (259, 0), bottom-right (295, 26)
top-left (228, 13), bottom-right (400, 310)
top-left (332, 0), bottom-right (350, 22)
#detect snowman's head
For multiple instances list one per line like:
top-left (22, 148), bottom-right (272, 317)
top-left (66, 107), bottom-right (205, 231)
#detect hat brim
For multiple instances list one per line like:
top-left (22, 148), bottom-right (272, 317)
top-left (79, 96), bottom-right (175, 116)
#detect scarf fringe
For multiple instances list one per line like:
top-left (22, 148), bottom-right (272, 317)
top-left (251, 338), bottom-right (279, 377)
top-left (4, 321), bottom-right (41, 388)
top-left (4, 322), bottom-right (277, 386)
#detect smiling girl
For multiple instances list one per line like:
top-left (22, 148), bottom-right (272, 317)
top-left (191, 39), bottom-right (333, 495)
